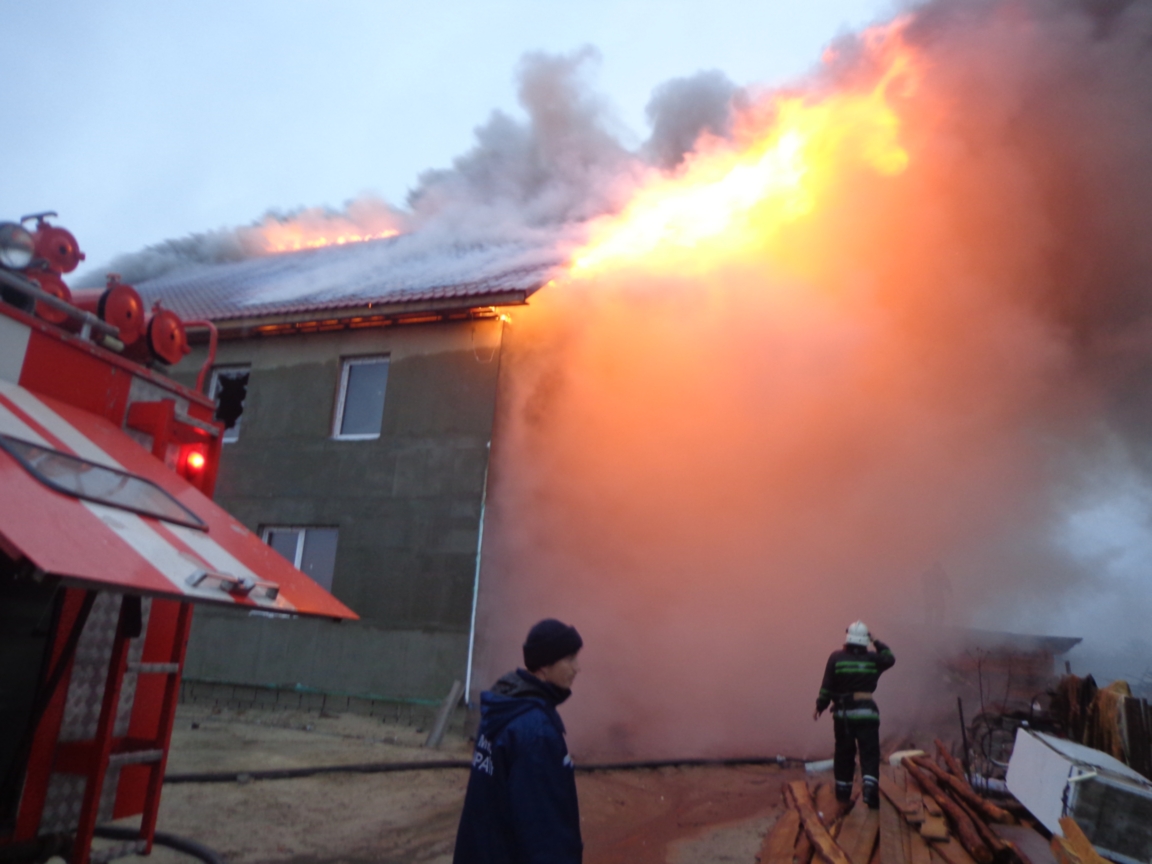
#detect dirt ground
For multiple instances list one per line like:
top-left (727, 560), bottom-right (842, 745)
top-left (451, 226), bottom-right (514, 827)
top-left (110, 703), bottom-right (804, 864)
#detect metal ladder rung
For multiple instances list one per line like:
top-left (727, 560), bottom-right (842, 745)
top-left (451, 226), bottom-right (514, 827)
top-left (90, 840), bottom-right (147, 864)
top-left (127, 662), bottom-right (180, 674)
top-left (108, 749), bottom-right (164, 767)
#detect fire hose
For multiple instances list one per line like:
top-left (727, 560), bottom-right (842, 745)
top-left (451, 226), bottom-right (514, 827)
top-left (162, 754), bottom-right (810, 785)
top-left (93, 827), bottom-right (225, 864)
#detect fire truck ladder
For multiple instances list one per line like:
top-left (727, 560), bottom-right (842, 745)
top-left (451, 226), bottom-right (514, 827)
top-left (53, 594), bottom-right (192, 864)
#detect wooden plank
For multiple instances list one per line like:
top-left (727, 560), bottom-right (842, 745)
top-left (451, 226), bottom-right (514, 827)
top-left (815, 782), bottom-right (842, 827)
top-left (932, 838), bottom-right (979, 864)
top-left (902, 760), bottom-right (992, 864)
top-left (1050, 837), bottom-right (1084, 864)
top-left (761, 809), bottom-right (802, 864)
top-left (839, 806), bottom-right (880, 864)
top-left (879, 769), bottom-right (911, 814)
top-left (837, 806), bottom-right (866, 851)
top-left (879, 795), bottom-right (910, 864)
top-left (905, 801), bottom-right (926, 825)
top-left (795, 829), bottom-right (815, 864)
top-left (790, 781), bottom-right (853, 864)
top-left (919, 816), bottom-right (949, 842)
top-left (909, 825), bottom-right (934, 864)
top-left (908, 757), bottom-right (1013, 825)
top-left (1057, 818), bottom-right (1110, 864)
top-left (992, 825), bottom-right (1056, 864)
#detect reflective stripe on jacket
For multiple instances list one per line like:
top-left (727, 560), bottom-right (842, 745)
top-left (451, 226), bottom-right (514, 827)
top-left (815, 640), bottom-right (895, 722)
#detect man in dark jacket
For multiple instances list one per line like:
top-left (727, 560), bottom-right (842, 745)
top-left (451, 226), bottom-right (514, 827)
top-left (453, 618), bottom-right (584, 864)
top-left (814, 620), bottom-right (895, 809)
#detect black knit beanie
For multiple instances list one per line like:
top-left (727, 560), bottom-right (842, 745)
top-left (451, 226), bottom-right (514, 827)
top-left (522, 619), bottom-right (583, 671)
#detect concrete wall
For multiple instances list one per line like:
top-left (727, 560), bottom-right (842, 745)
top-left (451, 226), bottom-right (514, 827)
top-left (171, 318), bottom-right (504, 701)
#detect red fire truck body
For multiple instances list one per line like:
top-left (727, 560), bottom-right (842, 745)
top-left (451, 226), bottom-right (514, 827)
top-left (0, 218), bottom-right (357, 864)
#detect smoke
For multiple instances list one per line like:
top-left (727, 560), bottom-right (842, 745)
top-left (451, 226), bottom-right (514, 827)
top-left (641, 70), bottom-right (744, 169)
top-left (78, 195), bottom-right (409, 286)
top-left (79, 0), bottom-right (1152, 757)
top-left (468, 0), bottom-right (1152, 759)
top-left (83, 49), bottom-right (639, 287)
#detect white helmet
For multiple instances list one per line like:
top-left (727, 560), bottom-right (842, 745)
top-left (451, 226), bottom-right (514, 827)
top-left (845, 620), bottom-right (871, 647)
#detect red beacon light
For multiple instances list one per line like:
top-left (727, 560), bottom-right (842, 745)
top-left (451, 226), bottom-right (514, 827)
top-left (185, 449), bottom-right (207, 472)
top-left (25, 211), bottom-right (86, 274)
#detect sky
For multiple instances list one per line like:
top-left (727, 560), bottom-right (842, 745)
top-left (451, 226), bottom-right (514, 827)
top-left (2, 0), bottom-right (896, 282)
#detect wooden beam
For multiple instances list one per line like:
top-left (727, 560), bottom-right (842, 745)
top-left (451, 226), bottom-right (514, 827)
top-left (839, 806), bottom-right (880, 864)
top-left (762, 808), bottom-right (802, 864)
top-left (1056, 819), bottom-right (1109, 864)
top-left (909, 757), bottom-right (1013, 825)
top-left (902, 760), bottom-right (992, 864)
top-left (880, 795), bottom-right (911, 864)
top-left (790, 781), bottom-right (853, 864)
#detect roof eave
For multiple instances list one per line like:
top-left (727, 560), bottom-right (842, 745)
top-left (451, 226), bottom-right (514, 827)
top-left (202, 290), bottom-right (531, 340)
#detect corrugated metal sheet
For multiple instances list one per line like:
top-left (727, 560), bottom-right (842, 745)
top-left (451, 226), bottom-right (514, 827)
top-left (134, 234), bottom-right (564, 321)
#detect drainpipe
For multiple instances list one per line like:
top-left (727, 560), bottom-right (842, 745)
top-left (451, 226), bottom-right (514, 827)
top-left (464, 448), bottom-right (490, 706)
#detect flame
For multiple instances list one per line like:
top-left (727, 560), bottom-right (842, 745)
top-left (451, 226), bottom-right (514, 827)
top-left (258, 224), bottom-right (400, 253)
top-left (572, 23), bottom-right (917, 276)
top-left (242, 203), bottom-right (405, 255)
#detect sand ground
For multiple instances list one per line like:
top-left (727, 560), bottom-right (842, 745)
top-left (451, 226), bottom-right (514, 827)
top-left (106, 703), bottom-right (802, 864)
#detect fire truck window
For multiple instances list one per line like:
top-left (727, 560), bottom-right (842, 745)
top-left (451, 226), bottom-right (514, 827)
top-left (262, 526), bottom-right (339, 592)
top-left (334, 356), bottom-right (389, 439)
top-left (0, 435), bottom-right (206, 530)
top-left (210, 366), bottom-right (250, 443)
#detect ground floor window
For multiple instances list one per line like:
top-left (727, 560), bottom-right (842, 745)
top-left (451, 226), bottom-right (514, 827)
top-left (261, 526), bottom-right (339, 592)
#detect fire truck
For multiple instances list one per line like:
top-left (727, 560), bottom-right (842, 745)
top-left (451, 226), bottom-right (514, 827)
top-left (0, 215), bottom-right (357, 864)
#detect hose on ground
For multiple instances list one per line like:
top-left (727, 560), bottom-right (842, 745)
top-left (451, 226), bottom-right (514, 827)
top-left (163, 754), bottom-right (810, 784)
top-left (93, 826), bottom-right (226, 864)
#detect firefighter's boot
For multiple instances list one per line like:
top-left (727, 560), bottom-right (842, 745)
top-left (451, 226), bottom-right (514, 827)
top-left (835, 780), bottom-right (853, 803)
top-left (862, 776), bottom-right (880, 810)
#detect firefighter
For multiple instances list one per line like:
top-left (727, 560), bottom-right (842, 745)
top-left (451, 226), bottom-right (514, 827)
top-left (813, 621), bottom-right (895, 809)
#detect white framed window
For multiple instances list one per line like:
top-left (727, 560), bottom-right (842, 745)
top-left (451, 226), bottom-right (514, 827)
top-left (209, 365), bottom-right (251, 443)
top-left (262, 526), bottom-right (339, 592)
top-left (333, 355), bottom-right (389, 440)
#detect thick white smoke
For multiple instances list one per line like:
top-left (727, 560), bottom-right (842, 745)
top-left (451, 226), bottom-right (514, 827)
top-left (86, 0), bottom-right (1152, 757)
top-left (467, 0), bottom-right (1152, 759)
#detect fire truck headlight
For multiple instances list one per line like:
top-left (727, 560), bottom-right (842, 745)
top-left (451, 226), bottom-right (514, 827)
top-left (0, 222), bottom-right (35, 269)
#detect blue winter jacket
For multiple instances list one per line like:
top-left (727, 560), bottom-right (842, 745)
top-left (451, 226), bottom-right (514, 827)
top-left (452, 669), bottom-right (582, 864)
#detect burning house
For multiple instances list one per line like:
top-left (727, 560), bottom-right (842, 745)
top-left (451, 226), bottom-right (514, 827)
top-left (131, 233), bottom-right (561, 707)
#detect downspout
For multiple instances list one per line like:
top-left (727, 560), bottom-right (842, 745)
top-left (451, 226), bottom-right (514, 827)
top-left (464, 451), bottom-right (489, 706)
top-left (465, 313), bottom-right (508, 706)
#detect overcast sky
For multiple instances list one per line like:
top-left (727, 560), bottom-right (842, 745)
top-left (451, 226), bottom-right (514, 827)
top-left (2, 1), bottom-right (897, 281)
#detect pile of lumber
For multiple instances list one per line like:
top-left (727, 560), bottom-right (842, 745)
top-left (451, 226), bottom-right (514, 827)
top-left (758, 739), bottom-right (1051, 864)
top-left (1050, 675), bottom-right (1152, 779)
top-left (758, 776), bottom-right (875, 864)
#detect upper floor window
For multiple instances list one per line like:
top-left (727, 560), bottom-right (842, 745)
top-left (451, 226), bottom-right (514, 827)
top-left (333, 356), bottom-right (389, 440)
top-left (262, 526), bottom-right (339, 592)
top-left (209, 365), bottom-right (250, 443)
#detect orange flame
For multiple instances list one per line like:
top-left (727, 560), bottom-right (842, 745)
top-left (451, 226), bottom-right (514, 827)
top-left (243, 204), bottom-right (405, 255)
top-left (257, 224), bottom-right (400, 253)
top-left (572, 23), bottom-right (917, 276)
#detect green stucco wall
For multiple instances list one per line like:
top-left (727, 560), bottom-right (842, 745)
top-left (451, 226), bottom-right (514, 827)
top-left (172, 318), bottom-right (504, 701)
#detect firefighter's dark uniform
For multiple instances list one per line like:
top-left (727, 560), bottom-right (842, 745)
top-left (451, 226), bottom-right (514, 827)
top-left (815, 639), bottom-right (895, 807)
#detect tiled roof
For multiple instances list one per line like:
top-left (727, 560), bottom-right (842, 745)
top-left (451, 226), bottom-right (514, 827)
top-left (134, 233), bottom-right (564, 322)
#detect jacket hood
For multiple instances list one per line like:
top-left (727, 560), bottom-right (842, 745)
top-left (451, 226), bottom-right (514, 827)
top-left (480, 669), bottom-right (569, 737)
